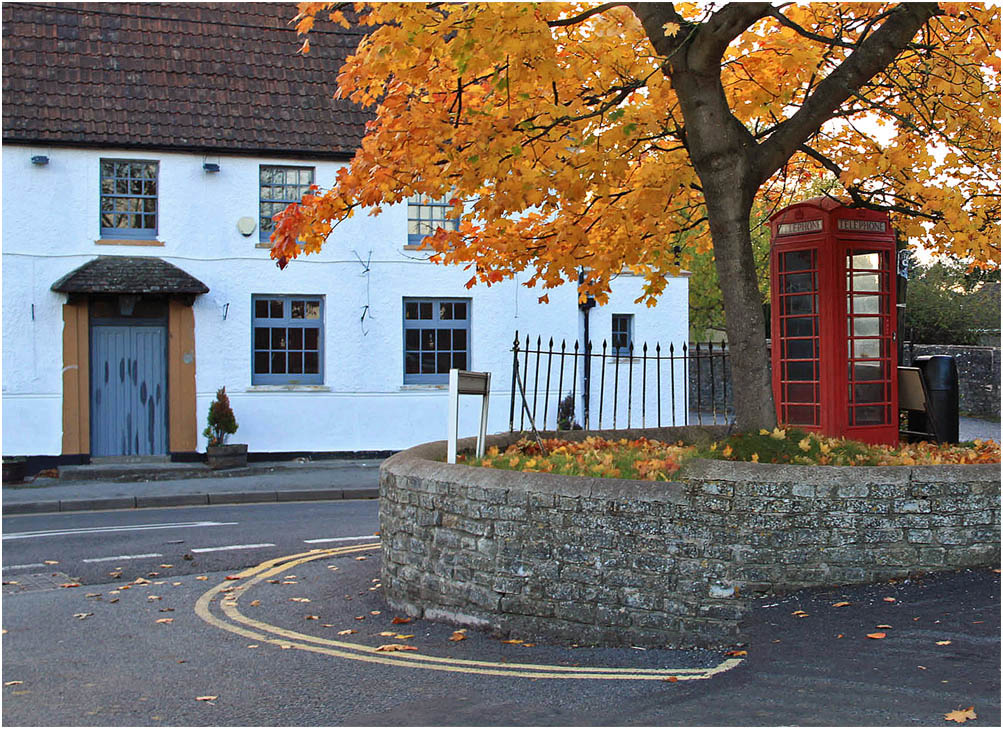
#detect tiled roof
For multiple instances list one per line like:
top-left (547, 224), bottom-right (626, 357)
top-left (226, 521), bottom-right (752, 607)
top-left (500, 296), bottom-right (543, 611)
top-left (52, 256), bottom-right (210, 295)
top-left (2, 2), bottom-right (369, 159)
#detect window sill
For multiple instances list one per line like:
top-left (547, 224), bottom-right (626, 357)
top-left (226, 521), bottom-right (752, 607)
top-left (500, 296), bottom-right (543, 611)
top-left (400, 384), bottom-right (449, 391)
top-left (96, 238), bottom-right (164, 247)
top-left (246, 385), bottom-right (331, 392)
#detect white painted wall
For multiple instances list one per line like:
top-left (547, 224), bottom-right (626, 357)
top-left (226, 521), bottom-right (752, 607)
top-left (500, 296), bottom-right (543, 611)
top-left (2, 145), bottom-right (688, 456)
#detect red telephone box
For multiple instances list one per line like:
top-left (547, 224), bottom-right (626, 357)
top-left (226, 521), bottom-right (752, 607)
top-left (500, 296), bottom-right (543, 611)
top-left (769, 197), bottom-right (898, 445)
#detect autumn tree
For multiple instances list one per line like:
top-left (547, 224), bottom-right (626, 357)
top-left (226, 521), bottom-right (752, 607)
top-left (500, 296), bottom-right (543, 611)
top-left (273, 2), bottom-right (1000, 431)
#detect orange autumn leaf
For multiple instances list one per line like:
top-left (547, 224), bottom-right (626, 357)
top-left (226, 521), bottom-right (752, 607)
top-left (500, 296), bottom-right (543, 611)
top-left (662, 676), bottom-right (679, 682)
top-left (832, 602), bottom-right (851, 607)
top-left (883, 597), bottom-right (896, 603)
top-left (391, 616), bottom-right (412, 625)
top-left (936, 640), bottom-right (952, 645)
top-left (724, 650), bottom-right (747, 656)
top-left (449, 631), bottom-right (467, 642)
top-left (944, 707), bottom-right (977, 723)
top-left (866, 632), bottom-right (886, 639)
top-left (875, 624), bottom-right (892, 629)
top-left (375, 644), bottom-right (418, 652)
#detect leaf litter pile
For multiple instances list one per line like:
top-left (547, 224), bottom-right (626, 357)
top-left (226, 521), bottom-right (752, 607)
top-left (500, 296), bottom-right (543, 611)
top-left (462, 430), bottom-right (999, 480)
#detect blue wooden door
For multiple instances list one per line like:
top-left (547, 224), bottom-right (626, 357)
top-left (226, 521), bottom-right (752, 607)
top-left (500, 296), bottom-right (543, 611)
top-left (90, 324), bottom-right (168, 457)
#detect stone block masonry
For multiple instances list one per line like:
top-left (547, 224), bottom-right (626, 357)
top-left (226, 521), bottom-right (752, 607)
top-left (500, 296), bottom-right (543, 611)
top-left (379, 427), bottom-right (1000, 649)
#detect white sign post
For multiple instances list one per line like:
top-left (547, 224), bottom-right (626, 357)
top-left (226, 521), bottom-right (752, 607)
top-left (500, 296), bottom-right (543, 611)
top-left (447, 369), bottom-right (491, 464)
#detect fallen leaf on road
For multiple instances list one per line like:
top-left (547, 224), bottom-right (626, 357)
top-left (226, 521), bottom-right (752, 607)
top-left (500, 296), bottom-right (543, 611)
top-left (355, 616), bottom-right (366, 621)
top-left (225, 576), bottom-right (241, 581)
top-left (290, 598), bottom-right (311, 603)
top-left (119, 585), bottom-right (131, 590)
top-left (449, 631), bottom-right (467, 642)
top-left (156, 618), bottom-right (174, 624)
top-left (875, 624), bottom-right (892, 629)
top-left (172, 582), bottom-right (182, 586)
top-left (267, 579), bottom-right (280, 584)
top-left (44, 560), bottom-right (59, 565)
top-left (5, 681), bottom-right (24, 686)
top-left (866, 633), bottom-right (886, 639)
top-left (918, 665), bottom-right (927, 670)
top-left (73, 613), bottom-right (93, 620)
top-left (322, 624), bottom-right (334, 628)
top-left (147, 572), bottom-right (159, 577)
top-left (662, 676), bottom-right (678, 682)
top-left (522, 643), bottom-right (536, 647)
top-left (159, 608), bottom-right (174, 613)
top-left (375, 644), bottom-right (418, 652)
top-left (160, 564), bottom-right (173, 569)
top-left (247, 645), bottom-right (259, 649)
top-left (85, 593), bottom-right (101, 598)
top-left (501, 639), bottom-right (524, 644)
top-left (327, 566), bottom-right (339, 571)
top-left (305, 615), bottom-right (319, 620)
top-left (391, 616), bottom-right (412, 624)
top-left (724, 650), bottom-right (747, 656)
top-left (148, 595), bottom-right (162, 601)
top-left (944, 707), bottom-right (976, 723)
top-left (883, 597), bottom-right (896, 602)
top-left (355, 556), bottom-right (368, 561)
top-left (249, 600), bottom-right (260, 607)
top-left (59, 583), bottom-right (81, 589)
top-left (379, 631), bottom-right (396, 637)
top-left (195, 696), bottom-right (217, 702)
top-left (832, 601), bottom-right (851, 607)
top-left (134, 578), bottom-right (150, 585)
top-left (281, 581), bottom-right (298, 585)
top-left (395, 634), bottom-right (414, 640)
top-left (196, 576), bottom-right (208, 581)
top-left (109, 598), bottom-right (119, 603)
top-left (338, 630), bottom-right (357, 635)
top-left (370, 611), bottom-right (382, 616)
top-left (791, 610), bottom-right (808, 617)
top-left (936, 640), bottom-right (952, 645)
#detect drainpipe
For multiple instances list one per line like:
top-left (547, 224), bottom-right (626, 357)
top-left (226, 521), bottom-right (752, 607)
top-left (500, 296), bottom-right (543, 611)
top-left (578, 269), bottom-right (596, 428)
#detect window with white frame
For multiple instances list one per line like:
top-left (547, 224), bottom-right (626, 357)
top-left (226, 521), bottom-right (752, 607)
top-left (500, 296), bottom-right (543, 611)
top-left (612, 314), bottom-right (634, 356)
top-left (259, 166), bottom-right (314, 243)
top-left (407, 193), bottom-right (459, 246)
top-left (100, 159), bottom-right (158, 238)
top-left (403, 298), bottom-right (470, 384)
top-left (252, 295), bottom-right (324, 384)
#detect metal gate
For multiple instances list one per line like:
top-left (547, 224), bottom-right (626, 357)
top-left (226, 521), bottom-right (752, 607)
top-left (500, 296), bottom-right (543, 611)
top-left (90, 323), bottom-right (168, 457)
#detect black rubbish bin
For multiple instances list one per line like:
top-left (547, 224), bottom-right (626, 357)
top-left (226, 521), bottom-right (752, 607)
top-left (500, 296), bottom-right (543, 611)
top-left (910, 355), bottom-right (960, 443)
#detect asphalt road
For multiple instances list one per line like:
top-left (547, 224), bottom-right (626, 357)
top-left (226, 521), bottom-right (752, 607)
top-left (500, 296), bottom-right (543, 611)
top-left (2, 500), bottom-right (380, 584)
top-left (2, 502), bottom-right (999, 726)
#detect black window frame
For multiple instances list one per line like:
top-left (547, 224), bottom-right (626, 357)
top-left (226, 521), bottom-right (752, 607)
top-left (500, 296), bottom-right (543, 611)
top-left (99, 159), bottom-right (159, 239)
top-left (251, 294), bottom-right (324, 385)
top-left (259, 165), bottom-right (315, 243)
top-left (402, 297), bottom-right (471, 384)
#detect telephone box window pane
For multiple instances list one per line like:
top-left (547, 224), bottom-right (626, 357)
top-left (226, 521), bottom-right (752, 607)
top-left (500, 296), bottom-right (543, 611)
top-left (785, 317), bottom-right (817, 337)
top-left (784, 339), bottom-right (816, 360)
top-left (851, 253), bottom-right (881, 269)
top-left (784, 294), bottom-right (816, 315)
top-left (786, 361), bottom-right (816, 381)
top-left (786, 382), bottom-right (816, 403)
top-left (851, 362), bottom-right (885, 381)
top-left (783, 272), bottom-right (815, 294)
top-left (851, 295), bottom-right (881, 315)
top-left (851, 273), bottom-right (881, 292)
top-left (850, 317), bottom-right (881, 337)
top-left (853, 382), bottom-right (884, 404)
top-left (854, 405), bottom-right (887, 425)
top-left (852, 339), bottom-right (880, 359)
top-left (786, 405), bottom-right (817, 425)
top-left (781, 251), bottom-right (814, 271)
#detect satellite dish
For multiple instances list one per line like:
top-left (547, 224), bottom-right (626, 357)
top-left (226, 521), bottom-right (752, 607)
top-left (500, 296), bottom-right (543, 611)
top-left (236, 217), bottom-right (257, 237)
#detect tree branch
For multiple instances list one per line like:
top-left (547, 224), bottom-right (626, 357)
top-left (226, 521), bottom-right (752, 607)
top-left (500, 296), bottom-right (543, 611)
top-left (756, 3), bottom-right (940, 184)
top-left (546, 3), bottom-right (630, 28)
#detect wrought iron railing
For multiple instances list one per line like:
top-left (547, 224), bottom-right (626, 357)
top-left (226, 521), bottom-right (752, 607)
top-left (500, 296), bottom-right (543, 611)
top-left (509, 332), bottom-right (733, 433)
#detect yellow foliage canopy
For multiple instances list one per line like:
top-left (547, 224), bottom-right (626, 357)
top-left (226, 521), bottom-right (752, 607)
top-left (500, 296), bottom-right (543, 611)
top-left (272, 2), bottom-right (999, 306)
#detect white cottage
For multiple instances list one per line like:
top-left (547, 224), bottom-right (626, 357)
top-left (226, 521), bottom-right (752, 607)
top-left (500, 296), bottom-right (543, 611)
top-left (2, 3), bottom-right (688, 474)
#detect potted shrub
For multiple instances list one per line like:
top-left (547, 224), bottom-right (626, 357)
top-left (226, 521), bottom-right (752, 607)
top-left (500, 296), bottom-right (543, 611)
top-left (204, 387), bottom-right (247, 469)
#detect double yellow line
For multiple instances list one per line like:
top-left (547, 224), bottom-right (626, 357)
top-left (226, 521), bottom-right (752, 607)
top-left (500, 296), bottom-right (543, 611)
top-left (195, 543), bottom-right (743, 681)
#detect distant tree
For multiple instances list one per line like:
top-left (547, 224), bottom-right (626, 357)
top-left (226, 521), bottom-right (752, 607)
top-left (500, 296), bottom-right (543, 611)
top-left (906, 260), bottom-right (1001, 345)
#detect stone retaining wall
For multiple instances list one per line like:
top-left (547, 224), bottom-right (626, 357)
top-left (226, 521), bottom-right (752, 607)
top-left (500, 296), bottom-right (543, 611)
top-left (379, 427), bottom-right (1000, 649)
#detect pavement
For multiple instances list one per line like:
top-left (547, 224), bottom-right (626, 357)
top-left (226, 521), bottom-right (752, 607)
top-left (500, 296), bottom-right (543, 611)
top-left (2, 415), bottom-right (998, 517)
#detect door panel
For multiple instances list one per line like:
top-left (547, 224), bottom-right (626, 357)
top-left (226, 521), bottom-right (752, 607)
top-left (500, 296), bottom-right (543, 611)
top-left (90, 324), bottom-right (167, 456)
